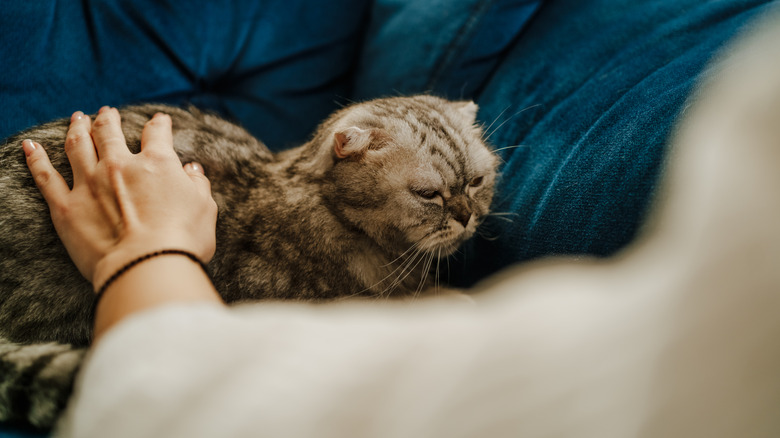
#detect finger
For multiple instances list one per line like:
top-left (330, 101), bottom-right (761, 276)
top-left (183, 162), bottom-right (212, 194)
top-left (140, 113), bottom-right (175, 156)
top-left (184, 162), bottom-right (218, 261)
top-left (91, 106), bottom-right (130, 159)
top-left (64, 111), bottom-right (97, 185)
top-left (23, 139), bottom-right (70, 205)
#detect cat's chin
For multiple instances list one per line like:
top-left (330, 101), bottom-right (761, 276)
top-left (434, 244), bottom-right (462, 257)
top-left (421, 231), bottom-right (473, 257)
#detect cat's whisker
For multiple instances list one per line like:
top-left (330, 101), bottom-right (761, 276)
top-left (480, 105), bottom-right (512, 141)
top-left (486, 212), bottom-right (518, 224)
top-left (380, 241), bottom-right (423, 268)
top-left (472, 211), bottom-right (518, 241)
top-left (432, 248), bottom-right (438, 295)
top-left (337, 241), bottom-right (426, 301)
top-left (425, 251), bottom-right (436, 296)
top-left (387, 244), bottom-right (427, 288)
top-left (333, 95), bottom-right (358, 108)
top-left (475, 221), bottom-right (503, 241)
top-left (387, 247), bottom-right (429, 298)
top-left (450, 248), bottom-right (466, 261)
top-left (490, 144), bottom-right (528, 165)
top-left (435, 247), bottom-right (442, 295)
top-left (445, 249), bottom-right (451, 285)
top-left (377, 244), bottom-right (426, 297)
top-left (484, 103), bottom-right (543, 141)
top-left (414, 251), bottom-right (435, 298)
top-left (477, 230), bottom-right (502, 241)
top-left (493, 155), bottom-right (508, 165)
top-left (418, 251), bottom-right (436, 299)
top-left (492, 144), bottom-right (528, 153)
top-left (494, 184), bottom-right (526, 210)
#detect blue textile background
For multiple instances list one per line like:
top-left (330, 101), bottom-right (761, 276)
top-left (0, 0), bottom-right (370, 151)
top-left (354, 0), bottom-right (776, 285)
top-left (1, 0), bottom-right (778, 435)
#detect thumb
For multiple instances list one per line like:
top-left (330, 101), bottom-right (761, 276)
top-left (183, 162), bottom-right (212, 193)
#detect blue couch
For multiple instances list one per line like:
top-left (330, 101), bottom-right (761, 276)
top-left (1, 0), bottom-right (776, 435)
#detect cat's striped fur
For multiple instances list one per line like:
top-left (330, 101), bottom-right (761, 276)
top-left (0, 95), bottom-right (498, 429)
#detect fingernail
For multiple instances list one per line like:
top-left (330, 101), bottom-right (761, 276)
top-left (71, 111), bottom-right (84, 122)
top-left (22, 139), bottom-right (36, 156)
top-left (186, 162), bottom-right (204, 174)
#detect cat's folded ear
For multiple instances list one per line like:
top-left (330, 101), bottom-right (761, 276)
top-left (455, 101), bottom-right (479, 124)
top-left (333, 127), bottom-right (386, 159)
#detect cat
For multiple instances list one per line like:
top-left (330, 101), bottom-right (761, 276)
top-left (0, 95), bottom-right (498, 429)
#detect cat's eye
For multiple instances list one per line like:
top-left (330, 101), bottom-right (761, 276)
top-left (414, 189), bottom-right (439, 200)
top-left (469, 176), bottom-right (484, 187)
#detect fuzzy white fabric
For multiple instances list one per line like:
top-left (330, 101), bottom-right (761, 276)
top-left (55, 17), bottom-right (780, 438)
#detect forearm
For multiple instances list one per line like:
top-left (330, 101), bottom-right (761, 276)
top-left (93, 254), bottom-right (224, 343)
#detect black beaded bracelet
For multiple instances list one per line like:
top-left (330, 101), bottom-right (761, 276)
top-left (94, 249), bottom-right (210, 309)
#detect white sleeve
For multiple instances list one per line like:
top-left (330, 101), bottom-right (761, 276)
top-left (55, 256), bottom-right (780, 438)
top-left (56, 283), bottom-right (667, 438)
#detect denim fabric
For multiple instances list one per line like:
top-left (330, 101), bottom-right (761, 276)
top-left (353, 0), bottom-right (543, 99)
top-left (355, 0), bottom-right (777, 286)
top-left (0, 0), bottom-right (370, 150)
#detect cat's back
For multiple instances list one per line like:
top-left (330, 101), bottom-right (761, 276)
top-left (0, 104), bottom-right (272, 345)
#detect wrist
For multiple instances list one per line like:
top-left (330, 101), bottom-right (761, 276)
top-left (92, 233), bottom-right (211, 290)
top-left (95, 250), bottom-right (208, 298)
top-left (92, 252), bottom-right (222, 343)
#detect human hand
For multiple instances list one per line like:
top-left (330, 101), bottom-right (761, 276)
top-left (23, 107), bottom-right (218, 290)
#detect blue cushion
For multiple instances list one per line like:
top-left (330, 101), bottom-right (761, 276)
top-left (353, 0), bottom-right (543, 99)
top-left (1, 0), bottom-right (776, 435)
top-left (0, 0), bottom-right (370, 150)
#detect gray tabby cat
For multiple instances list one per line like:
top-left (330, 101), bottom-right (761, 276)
top-left (0, 95), bottom-right (497, 429)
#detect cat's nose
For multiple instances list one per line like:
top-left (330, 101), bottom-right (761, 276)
top-left (448, 196), bottom-right (472, 227)
top-left (454, 211), bottom-right (471, 227)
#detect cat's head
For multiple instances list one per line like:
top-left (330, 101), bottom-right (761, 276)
top-left (320, 95), bottom-right (498, 257)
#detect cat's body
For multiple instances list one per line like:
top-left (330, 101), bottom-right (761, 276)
top-left (0, 96), bottom-right (497, 428)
